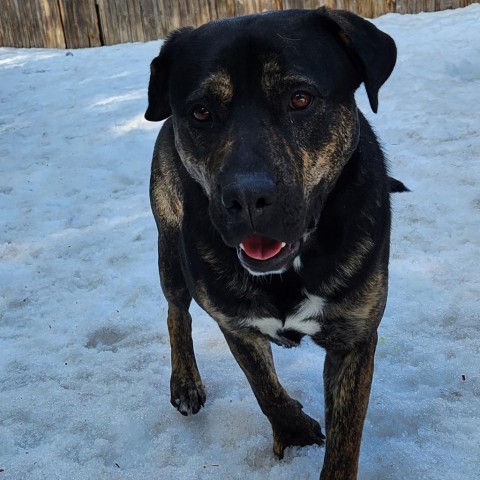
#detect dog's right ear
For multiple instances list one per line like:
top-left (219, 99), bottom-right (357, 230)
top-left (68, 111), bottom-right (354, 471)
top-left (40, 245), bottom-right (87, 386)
top-left (145, 27), bottom-right (194, 122)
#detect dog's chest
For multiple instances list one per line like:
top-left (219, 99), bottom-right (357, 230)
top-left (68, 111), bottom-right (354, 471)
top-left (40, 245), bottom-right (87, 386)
top-left (243, 291), bottom-right (324, 347)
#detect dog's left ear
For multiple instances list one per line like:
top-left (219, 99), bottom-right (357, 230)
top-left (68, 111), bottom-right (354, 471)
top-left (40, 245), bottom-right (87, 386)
top-left (320, 8), bottom-right (397, 113)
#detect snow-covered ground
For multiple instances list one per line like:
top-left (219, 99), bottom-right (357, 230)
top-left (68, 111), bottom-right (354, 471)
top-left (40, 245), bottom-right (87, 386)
top-left (1, 5), bottom-right (479, 479)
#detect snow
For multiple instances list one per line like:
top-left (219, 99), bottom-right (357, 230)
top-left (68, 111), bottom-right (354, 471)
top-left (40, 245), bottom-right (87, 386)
top-left (1, 5), bottom-right (479, 479)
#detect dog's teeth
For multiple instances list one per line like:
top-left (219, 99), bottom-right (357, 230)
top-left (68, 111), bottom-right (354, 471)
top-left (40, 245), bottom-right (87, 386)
top-left (240, 243), bottom-right (245, 251)
top-left (281, 242), bottom-right (286, 248)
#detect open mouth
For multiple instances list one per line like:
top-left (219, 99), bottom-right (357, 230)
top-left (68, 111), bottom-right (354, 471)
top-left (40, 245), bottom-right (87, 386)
top-left (237, 235), bottom-right (300, 275)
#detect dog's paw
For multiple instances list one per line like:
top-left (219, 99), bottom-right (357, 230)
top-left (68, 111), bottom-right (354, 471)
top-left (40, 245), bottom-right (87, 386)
top-left (170, 376), bottom-right (206, 416)
top-left (272, 409), bottom-right (325, 459)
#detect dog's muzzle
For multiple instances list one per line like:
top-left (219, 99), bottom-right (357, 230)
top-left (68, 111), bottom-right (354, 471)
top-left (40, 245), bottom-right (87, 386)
top-left (213, 172), bottom-right (315, 275)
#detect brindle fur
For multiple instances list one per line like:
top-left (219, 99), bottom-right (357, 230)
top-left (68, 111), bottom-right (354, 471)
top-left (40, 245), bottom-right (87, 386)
top-left (145, 7), bottom-right (402, 480)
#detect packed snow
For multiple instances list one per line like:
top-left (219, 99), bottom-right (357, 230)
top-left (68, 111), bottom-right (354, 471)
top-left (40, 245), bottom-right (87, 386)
top-left (1, 5), bottom-right (479, 480)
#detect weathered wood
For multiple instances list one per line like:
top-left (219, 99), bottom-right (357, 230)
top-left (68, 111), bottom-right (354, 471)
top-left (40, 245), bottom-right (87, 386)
top-left (136, 0), bottom-right (161, 41)
top-left (0, 0), bottom-right (21, 47)
top-left (235, 0), bottom-right (283, 15)
top-left (214, 0), bottom-right (236, 19)
top-left (34, 0), bottom-right (64, 48)
top-left (284, 1), bottom-right (396, 18)
top-left (395, 0), bottom-right (473, 13)
top-left (0, 0), bottom-right (65, 48)
top-left (100, 0), bottom-right (133, 45)
top-left (0, 0), bottom-right (478, 49)
top-left (57, 0), bottom-right (101, 48)
top-left (283, 0), bottom-right (319, 10)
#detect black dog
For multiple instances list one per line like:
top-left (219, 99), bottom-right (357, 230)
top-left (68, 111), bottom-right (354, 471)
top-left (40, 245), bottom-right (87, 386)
top-left (145, 8), bottom-right (404, 479)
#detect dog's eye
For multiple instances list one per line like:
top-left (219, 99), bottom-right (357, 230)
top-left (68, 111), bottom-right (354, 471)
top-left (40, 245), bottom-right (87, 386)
top-left (289, 92), bottom-right (313, 110)
top-left (192, 105), bottom-right (211, 122)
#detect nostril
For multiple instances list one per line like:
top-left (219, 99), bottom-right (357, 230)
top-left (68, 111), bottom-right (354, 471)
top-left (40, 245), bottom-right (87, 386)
top-left (222, 188), bottom-right (243, 211)
top-left (228, 199), bottom-right (243, 211)
top-left (255, 197), bottom-right (271, 210)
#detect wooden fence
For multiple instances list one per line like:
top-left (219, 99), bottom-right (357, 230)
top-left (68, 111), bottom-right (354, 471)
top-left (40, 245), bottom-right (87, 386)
top-left (0, 0), bottom-right (477, 49)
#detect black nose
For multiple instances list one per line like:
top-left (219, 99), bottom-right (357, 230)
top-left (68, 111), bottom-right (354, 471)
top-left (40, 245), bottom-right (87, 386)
top-left (221, 174), bottom-right (276, 224)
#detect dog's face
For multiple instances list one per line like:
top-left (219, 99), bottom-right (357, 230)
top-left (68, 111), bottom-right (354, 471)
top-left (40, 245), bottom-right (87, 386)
top-left (146, 9), bottom-right (396, 275)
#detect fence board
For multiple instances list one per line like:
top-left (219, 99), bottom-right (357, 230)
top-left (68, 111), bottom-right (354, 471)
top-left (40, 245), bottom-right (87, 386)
top-left (102, 0), bottom-right (133, 45)
top-left (0, 0), bottom-right (21, 47)
top-left (0, 0), bottom-right (65, 48)
top-left (283, 0), bottom-right (319, 9)
top-left (235, 0), bottom-right (283, 15)
top-left (58, 0), bottom-right (101, 48)
top-left (282, 0), bottom-right (395, 16)
top-left (136, 0), bottom-right (161, 40)
top-left (215, 0), bottom-right (237, 18)
top-left (395, 0), bottom-right (473, 12)
top-left (0, 0), bottom-right (478, 49)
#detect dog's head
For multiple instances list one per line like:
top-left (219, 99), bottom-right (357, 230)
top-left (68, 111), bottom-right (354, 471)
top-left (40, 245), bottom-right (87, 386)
top-left (145, 8), bottom-right (396, 275)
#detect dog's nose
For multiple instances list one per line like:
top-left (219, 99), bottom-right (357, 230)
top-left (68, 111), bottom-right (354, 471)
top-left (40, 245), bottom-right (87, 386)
top-left (221, 174), bottom-right (276, 223)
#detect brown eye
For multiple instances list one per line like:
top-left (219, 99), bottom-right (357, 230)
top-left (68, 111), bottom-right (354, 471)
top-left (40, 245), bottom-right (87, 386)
top-left (290, 92), bottom-right (313, 110)
top-left (192, 105), bottom-right (211, 121)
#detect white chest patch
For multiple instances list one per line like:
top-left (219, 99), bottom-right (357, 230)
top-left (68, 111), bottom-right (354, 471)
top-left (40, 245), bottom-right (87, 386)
top-left (293, 256), bottom-right (303, 273)
top-left (243, 291), bottom-right (325, 344)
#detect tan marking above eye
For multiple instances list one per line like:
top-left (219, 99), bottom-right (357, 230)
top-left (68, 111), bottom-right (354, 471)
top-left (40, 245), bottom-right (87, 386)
top-left (206, 70), bottom-right (233, 103)
top-left (290, 92), bottom-right (313, 110)
top-left (192, 105), bottom-right (211, 121)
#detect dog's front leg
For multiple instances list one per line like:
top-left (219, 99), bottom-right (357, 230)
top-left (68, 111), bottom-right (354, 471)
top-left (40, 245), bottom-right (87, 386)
top-left (220, 328), bottom-right (325, 458)
top-left (320, 331), bottom-right (377, 480)
top-left (157, 234), bottom-right (206, 416)
top-left (166, 303), bottom-right (206, 415)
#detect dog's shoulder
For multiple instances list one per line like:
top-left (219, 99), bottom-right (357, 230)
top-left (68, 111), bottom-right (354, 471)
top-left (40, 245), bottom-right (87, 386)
top-left (150, 119), bottom-right (192, 229)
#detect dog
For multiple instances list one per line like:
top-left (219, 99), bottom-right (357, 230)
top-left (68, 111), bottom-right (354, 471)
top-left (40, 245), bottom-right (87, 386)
top-left (145, 7), bottom-right (405, 479)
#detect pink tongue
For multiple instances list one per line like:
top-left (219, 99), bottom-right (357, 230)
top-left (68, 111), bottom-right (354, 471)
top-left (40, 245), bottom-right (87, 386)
top-left (241, 235), bottom-right (284, 261)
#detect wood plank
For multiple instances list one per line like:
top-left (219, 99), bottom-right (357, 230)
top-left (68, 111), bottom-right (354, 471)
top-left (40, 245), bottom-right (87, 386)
top-left (96, 0), bottom-right (131, 46)
top-left (22, 0), bottom-right (37, 47)
top-left (0, 0), bottom-right (21, 47)
top-left (2, 0), bottom-right (479, 49)
top-left (283, 0), bottom-right (320, 9)
top-left (115, 0), bottom-right (134, 44)
top-left (396, 0), bottom-right (410, 13)
top-left (18, 0), bottom-right (38, 47)
top-left (40, 0), bottom-right (66, 47)
top-left (57, 0), bottom-right (101, 48)
top-left (235, 0), bottom-right (283, 15)
top-left (215, 0), bottom-right (236, 19)
top-left (127, 0), bottom-right (147, 42)
top-left (137, 0), bottom-right (161, 40)
top-left (7, 0), bottom-right (65, 48)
